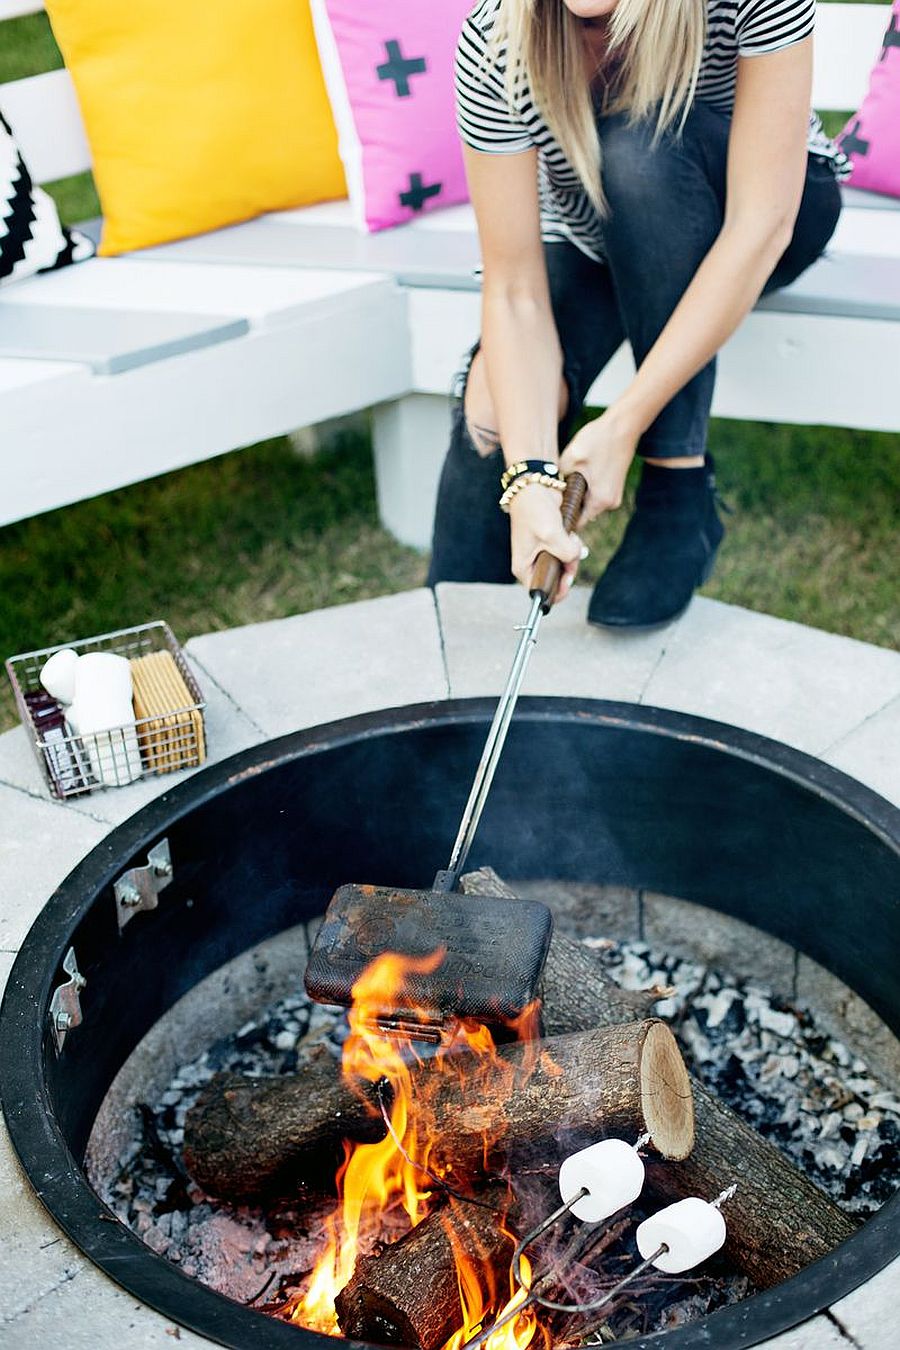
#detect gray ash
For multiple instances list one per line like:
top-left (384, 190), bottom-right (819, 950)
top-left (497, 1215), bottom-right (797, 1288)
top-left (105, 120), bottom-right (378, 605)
top-left (101, 997), bottom-right (347, 1304)
top-left (592, 940), bottom-right (900, 1215)
top-left (97, 937), bottom-right (898, 1338)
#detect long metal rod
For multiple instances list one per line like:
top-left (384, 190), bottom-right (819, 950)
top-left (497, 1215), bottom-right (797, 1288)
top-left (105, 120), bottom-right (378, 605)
top-left (444, 594), bottom-right (545, 887)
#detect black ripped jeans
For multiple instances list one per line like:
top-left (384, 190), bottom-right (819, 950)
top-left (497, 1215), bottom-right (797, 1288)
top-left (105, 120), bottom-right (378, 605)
top-left (427, 99), bottom-right (842, 586)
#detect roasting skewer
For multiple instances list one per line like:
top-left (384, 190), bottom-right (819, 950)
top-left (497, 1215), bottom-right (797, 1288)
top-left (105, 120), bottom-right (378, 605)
top-left (305, 474), bottom-right (588, 1038)
top-left (459, 1173), bottom-right (737, 1350)
top-left (437, 587), bottom-right (545, 891)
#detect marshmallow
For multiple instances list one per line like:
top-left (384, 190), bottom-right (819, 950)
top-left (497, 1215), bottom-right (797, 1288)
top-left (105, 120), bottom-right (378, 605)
top-left (40, 648), bottom-right (79, 705)
top-left (558, 1138), bottom-right (645, 1222)
top-left (67, 652), bottom-right (142, 787)
top-left (635, 1197), bottom-right (727, 1273)
top-left (74, 651), bottom-right (133, 702)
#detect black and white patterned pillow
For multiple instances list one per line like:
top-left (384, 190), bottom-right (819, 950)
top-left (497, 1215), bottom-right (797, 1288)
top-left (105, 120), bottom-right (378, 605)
top-left (1, 109), bottom-right (94, 287)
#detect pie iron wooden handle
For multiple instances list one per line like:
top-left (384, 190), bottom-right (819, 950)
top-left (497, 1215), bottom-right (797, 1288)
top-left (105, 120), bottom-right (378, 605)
top-left (530, 471), bottom-right (588, 613)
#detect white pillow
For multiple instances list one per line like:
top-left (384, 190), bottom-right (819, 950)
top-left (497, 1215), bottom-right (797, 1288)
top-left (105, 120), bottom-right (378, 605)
top-left (1, 109), bottom-right (94, 286)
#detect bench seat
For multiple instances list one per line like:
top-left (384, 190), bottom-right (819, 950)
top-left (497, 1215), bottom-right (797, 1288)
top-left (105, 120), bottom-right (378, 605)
top-left (143, 193), bottom-right (900, 313)
top-left (1, 0), bottom-right (898, 546)
top-left (3, 185), bottom-right (898, 542)
top-left (0, 265), bottom-right (410, 528)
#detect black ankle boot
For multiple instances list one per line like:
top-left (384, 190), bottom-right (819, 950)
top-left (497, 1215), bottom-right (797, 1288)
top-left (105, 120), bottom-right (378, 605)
top-left (588, 454), bottom-right (727, 630)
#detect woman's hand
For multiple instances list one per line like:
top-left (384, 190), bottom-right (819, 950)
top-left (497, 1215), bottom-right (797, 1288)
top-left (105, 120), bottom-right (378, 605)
top-left (559, 405), bottom-right (641, 526)
top-left (508, 483), bottom-right (584, 605)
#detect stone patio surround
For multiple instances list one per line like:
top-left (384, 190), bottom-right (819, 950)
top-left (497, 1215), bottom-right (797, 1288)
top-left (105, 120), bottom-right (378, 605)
top-left (1, 586), bottom-right (897, 1349)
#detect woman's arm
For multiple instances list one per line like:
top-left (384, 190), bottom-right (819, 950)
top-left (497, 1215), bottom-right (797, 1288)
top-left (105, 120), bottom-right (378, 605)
top-left (464, 141), bottom-right (563, 464)
top-left (561, 37), bottom-right (814, 519)
top-left (464, 142), bottom-right (583, 595)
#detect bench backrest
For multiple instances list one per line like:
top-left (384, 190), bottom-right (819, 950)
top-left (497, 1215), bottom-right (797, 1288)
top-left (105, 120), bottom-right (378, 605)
top-left (0, 1), bottom-right (891, 188)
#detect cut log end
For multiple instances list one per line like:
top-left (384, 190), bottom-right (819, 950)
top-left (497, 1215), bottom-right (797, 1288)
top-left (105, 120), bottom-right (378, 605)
top-left (640, 1020), bottom-right (694, 1162)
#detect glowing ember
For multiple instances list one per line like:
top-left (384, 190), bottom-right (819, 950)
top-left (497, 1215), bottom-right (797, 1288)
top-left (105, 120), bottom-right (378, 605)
top-left (287, 949), bottom-right (543, 1345)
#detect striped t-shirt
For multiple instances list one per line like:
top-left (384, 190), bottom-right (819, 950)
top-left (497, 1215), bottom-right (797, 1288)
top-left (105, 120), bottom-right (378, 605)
top-left (456, 0), bottom-right (849, 264)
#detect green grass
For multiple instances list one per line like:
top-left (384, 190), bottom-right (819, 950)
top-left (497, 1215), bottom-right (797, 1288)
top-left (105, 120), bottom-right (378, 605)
top-left (0, 13), bottom-right (62, 83)
top-left (42, 171), bottom-right (101, 226)
top-left (0, 0), bottom-right (896, 734)
top-left (579, 421), bottom-right (900, 649)
top-left (1, 420), bottom-right (896, 732)
top-left (0, 433), bottom-right (427, 730)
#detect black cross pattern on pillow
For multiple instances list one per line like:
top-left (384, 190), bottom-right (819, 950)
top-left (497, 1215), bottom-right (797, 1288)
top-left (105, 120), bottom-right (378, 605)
top-left (374, 36), bottom-right (445, 216)
top-left (840, 119), bottom-right (870, 158)
top-left (399, 173), bottom-right (443, 212)
top-left (881, 15), bottom-right (900, 60)
top-left (377, 39), bottom-right (427, 96)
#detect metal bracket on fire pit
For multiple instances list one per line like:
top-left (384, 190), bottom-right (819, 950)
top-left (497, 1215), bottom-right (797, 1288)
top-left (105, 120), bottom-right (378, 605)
top-left (48, 947), bottom-right (86, 1054)
top-left (113, 838), bottom-right (173, 933)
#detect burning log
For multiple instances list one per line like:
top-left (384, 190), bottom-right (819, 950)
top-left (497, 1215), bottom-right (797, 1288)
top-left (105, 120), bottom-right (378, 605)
top-left (335, 1198), bottom-right (635, 1350)
top-left (335, 1195), bottom-right (515, 1350)
top-left (422, 1019), bottom-right (693, 1182)
top-left (183, 1020), bottom-right (693, 1200)
top-left (183, 868), bottom-right (671, 1202)
top-left (461, 869), bottom-right (859, 1289)
top-left (182, 1045), bottom-right (383, 1200)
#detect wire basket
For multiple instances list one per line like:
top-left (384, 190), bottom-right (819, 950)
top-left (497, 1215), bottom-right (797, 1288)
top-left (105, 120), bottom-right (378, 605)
top-left (5, 621), bottom-right (206, 800)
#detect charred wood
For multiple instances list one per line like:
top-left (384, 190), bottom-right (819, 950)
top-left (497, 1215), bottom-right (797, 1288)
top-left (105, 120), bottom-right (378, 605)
top-left (461, 869), bottom-right (859, 1288)
top-left (335, 1195), bottom-right (514, 1350)
top-left (182, 1045), bottom-right (381, 1201)
top-left (183, 1021), bottom-right (693, 1201)
top-left (422, 1019), bottom-right (693, 1184)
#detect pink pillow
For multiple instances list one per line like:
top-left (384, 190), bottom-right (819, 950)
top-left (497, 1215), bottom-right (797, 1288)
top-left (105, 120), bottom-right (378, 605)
top-left (310, 0), bottom-right (471, 231)
top-left (838, 2), bottom-right (900, 197)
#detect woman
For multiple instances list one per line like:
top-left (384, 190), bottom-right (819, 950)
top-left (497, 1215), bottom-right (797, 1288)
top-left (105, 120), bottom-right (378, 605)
top-left (427, 0), bottom-right (847, 627)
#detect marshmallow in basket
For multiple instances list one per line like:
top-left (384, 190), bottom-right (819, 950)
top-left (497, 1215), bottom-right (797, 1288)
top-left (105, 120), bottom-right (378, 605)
top-left (41, 650), bottom-right (142, 787)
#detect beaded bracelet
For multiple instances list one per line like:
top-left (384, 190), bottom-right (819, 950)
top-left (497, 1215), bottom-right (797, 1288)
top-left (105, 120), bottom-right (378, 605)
top-left (499, 470), bottom-right (566, 514)
top-left (500, 459), bottom-right (562, 493)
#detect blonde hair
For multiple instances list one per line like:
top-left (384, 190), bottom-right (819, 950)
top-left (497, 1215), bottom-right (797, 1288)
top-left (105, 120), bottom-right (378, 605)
top-left (491, 0), bottom-right (706, 214)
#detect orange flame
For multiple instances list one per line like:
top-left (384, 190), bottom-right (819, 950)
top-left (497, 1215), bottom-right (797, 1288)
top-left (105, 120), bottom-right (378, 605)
top-left (288, 949), bottom-right (544, 1348)
top-left (444, 1249), bottom-right (541, 1350)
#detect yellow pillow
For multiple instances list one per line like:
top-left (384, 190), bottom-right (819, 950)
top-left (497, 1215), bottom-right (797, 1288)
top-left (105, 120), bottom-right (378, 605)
top-left (46, 0), bottom-right (347, 255)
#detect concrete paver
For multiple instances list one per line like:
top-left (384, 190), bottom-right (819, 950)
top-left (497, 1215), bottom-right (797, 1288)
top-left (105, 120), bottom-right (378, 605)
top-left (641, 598), bottom-right (900, 756)
top-left (0, 1114), bottom-right (87, 1330)
top-left (759, 1315), bottom-right (849, 1349)
top-left (0, 957), bottom-right (92, 1335)
top-left (0, 589), bottom-right (896, 1349)
top-left (0, 783), bottom-right (107, 951)
top-left (435, 582), bottom-right (672, 702)
top-left (823, 693), bottom-right (900, 808)
top-left (0, 948), bottom-right (14, 997)
top-left (186, 590), bottom-right (448, 737)
top-left (830, 1258), bottom-right (900, 1348)
top-left (1, 1257), bottom-right (212, 1348)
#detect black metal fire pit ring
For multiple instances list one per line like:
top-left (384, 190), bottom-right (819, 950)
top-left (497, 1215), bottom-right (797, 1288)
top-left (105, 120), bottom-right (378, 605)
top-left (1, 698), bottom-right (898, 1350)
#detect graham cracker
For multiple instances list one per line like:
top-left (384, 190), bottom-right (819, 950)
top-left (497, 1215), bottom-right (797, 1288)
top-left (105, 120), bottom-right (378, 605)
top-left (131, 650), bottom-right (205, 773)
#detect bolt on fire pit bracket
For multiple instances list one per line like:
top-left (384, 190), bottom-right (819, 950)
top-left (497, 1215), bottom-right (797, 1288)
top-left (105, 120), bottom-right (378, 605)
top-left (48, 947), bottom-right (86, 1054)
top-left (113, 838), bottom-right (173, 933)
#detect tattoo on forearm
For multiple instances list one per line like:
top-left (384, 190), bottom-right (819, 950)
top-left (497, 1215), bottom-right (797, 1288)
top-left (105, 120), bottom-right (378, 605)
top-left (467, 419), bottom-right (502, 458)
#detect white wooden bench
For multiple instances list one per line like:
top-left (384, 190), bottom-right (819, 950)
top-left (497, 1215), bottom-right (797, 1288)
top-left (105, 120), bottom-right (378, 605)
top-left (2, 1), bottom-right (898, 548)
